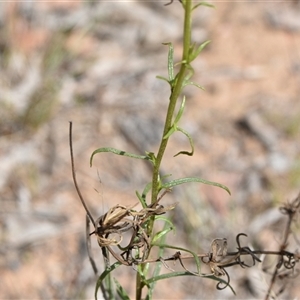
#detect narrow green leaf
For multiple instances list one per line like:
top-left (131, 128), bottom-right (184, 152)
top-left (192, 2), bottom-right (215, 10)
top-left (189, 40), bottom-right (211, 62)
top-left (142, 182), bottom-right (152, 198)
top-left (156, 75), bottom-right (171, 84)
top-left (95, 262), bottom-right (122, 300)
top-left (146, 221), bottom-right (170, 300)
top-left (146, 271), bottom-right (199, 284)
top-left (136, 190), bottom-right (147, 209)
top-left (163, 97), bottom-right (186, 140)
top-left (162, 42), bottom-right (175, 81)
top-left (145, 151), bottom-right (156, 164)
top-left (183, 81), bottom-right (205, 90)
top-left (152, 226), bottom-right (174, 244)
top-left (90, 147), bottom-right (151, 167)
top-left (114, 277), bottom-right (130, 300)
top-left (136, 263), bottom-right (151, 288)
top-left (173, 127), bottom-right (194, 157)
top-left (174, 96), bottom-right (186, 124)
top-left (145, 271), bottom-right (236, 295)
top-left (174, 59), bottom-right (186, 67)
top-left (151, 243), bottom-right (201, 273)
top-left (147, 271), bottom-right (194, 283)
top-left (141, 181), bottom-right (153, 207)
top-left (162, 177), bottom-right (231, 195)
top-left (184, 63), bottom-right (195, 81)
top-left (154, 215), bottom-right (176, 233)
top-left (163, 126), bottom-right (176, 139)
top-left (189, 42), bottom-right (196, 51)
top-left (148, 241), bottom-right (236, 295)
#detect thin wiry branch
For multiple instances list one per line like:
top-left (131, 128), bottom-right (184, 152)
top-left (265, 192), bottom-right (300, 300)
top-left (69, 122), bottom-right (110, 299)
top-left (69, 122), bottom-right (95, 227)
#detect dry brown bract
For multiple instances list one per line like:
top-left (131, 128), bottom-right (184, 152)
top-left (92, 203), bottom-right (137, 247)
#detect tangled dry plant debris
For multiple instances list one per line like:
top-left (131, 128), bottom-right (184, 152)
top-left (69, 122), bottom-right (300, 298)
top-left (70, 121), bottom-right (176, 266)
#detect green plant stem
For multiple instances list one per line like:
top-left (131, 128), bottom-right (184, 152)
top-left (150, 0), bottom-right (192, 237)
top-left (135, 270), bottom-right (143, 300)
top-left (135, 1), bottom-right (193, 299)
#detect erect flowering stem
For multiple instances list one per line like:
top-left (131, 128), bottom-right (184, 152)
top-left (149, 0), bottom-right (192, 234)
top-left (136, 1), bottom-right (194, 299)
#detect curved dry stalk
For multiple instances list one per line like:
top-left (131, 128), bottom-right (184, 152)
top-left (265, 192), bottom-right (300, 300)
top-left (96, 230), bottom-right (124, 247)
top-left (69, 122), bottom-right (95, 227)
top-left (86, 215), bottom-right (98, 274)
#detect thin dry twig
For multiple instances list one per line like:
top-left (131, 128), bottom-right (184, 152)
top-left (69, 122), bottom-right (95, 227)
top-left (265, 192), bottom-right (300, 300)
top-left (69, 122), bottom-right (110, 300)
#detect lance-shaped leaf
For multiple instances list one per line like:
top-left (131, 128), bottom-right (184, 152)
top-left (156, 75), bottom-right (171, 85)
top-left (152, 225), bottom-right (175, 244)
top-left (173, 96), bottom-right (185, 125)
top-left (182, 63), bottom-right (204, 90)
top-left (192, 2), bottom-right (215, 10)
top-left (156, 42), bottom-right (176, 90)
top-left (183, 81), bottom-right (205, 90)
top-left (173, 127), bottom-right (194, 157)
top-left (162, 177), bottom-right (231, 195)
top-left (183, 62), bottom-right (195, 81)
top-left (156, 73), bottom-right (179, 91)
top-left (154, 216), bottom-right (176, 232)
top-left (136, 190), bottom-right (147, 209)
top-left (146, 242), bottom-right (236, 295)
top-left (95, 262), bottom-right (122, 300)
top-left (90, 147), bottom-right (152, 167)
top-left (162, 42), bottom-right (175, 82)
top-left (136, 263), bottom-right (151, 289)
top-left (162, 97), bottom-right (195, 157)
top-left (146, 221), bottom-right (171, 300)
top-left (189, 40), bottom-right (210, 63)
top-left (163, 96), bottom-right (186, 139)
top-left (145, 151), bottom-right (156, 165)
top-left (136, 181), bottom-right (152, 208)
top-left (145, 271), bottom-right (236, 295)
top-left (114, 277), bottom-right (130, 300)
